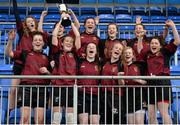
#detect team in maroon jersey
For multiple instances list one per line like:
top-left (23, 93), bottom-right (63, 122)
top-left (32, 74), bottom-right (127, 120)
top-left (5, 2), bottom-right (180, 124)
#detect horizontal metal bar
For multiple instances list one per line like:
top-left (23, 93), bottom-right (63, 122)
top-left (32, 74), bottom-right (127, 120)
top-left (0, 75), bottom-right (180, 80)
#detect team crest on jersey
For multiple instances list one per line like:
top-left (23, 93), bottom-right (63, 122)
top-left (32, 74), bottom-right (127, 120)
top-left (134, 67), bottom-right (138, 73)
top-left (93, 37), bottom-right (97, 41)
top-left (29, 53), bottom-right (33, 56)
top-left (95, 65), bottom-right (98, 71)
top-left (81, 65), bottom-right (85, 68)
top-left (112, 67), bottom-right (116, 73)
top-left (42, 55), bottom-right (46, 59)
top-left (68, 53), bottom-right (73, 57)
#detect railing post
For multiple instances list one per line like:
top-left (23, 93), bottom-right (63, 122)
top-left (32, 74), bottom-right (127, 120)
top-left (73, 79), bottom-right (78, 124)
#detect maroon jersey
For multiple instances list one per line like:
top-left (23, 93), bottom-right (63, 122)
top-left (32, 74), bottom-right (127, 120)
top-left (101, 61), bottom-right (123, 96)
top-left (146, 42), bottom-right (177, 76)
top-left (13, 50), bottom-right (49, 85)
top-left (127, 36), bottom-right (150, 61)
top-left (123, 63), bottom-right (141, 85)
top-left (78, 60), bottom-right (100, 95)
top-left (52, 52), bottom-right (77, 86)
top-left (78, 32), bottom-right (100, 57)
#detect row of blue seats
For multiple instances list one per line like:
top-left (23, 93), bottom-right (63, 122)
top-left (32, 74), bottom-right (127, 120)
top-left (1, 0), bottom-right (180, 4)
top-left (1, 14), bottom-right (180, 23)
top-left (1, 6), bottom-right (180, 16)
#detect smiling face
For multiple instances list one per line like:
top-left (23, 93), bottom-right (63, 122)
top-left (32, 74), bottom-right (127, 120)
top-left (84, 18), bottom-right (96, 34)
top-left (108, 24), bottom-right (118, 39)
top-left (62, 36), bottom-right (74, 52)
top-left (86, 43), bottom-right (97, 59)
top-left (111, 43), bottom-right (124, 60)
top-left (32, 34), bottom-right (44, 52)
top-left (135, 24), bottom-right (145, 38)
top-left (25, 17), bottom-right (36, 32)
top-left (123, 47), bottom-right (134, 64)
top-left (150, 38), bottom-right (161, 54)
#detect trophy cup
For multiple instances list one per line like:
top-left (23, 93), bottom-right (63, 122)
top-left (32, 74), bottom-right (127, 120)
top-left (58, 4), bottom-right (71, 27)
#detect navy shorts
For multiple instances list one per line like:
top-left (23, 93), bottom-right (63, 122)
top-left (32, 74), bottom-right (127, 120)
top-left (147, 79), bottom-right (172, 104)
top-left (13, 63), bottom-right (23, 75)
top-left (17, 87), bottom-right (48, 108)
top-left (52, 87), bottom-right (74, 107)
top-left (78, 91), bottom-right (99, 115)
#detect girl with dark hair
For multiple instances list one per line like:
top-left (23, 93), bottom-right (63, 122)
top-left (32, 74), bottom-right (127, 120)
top-left (78, 17), bottom-right (100, 58)
top-left (142, 20), bottom-right (180, 124)
top-left (77, 42), bottom-right (100, 124)
top-left (8, 0), bottom-right (48, 110)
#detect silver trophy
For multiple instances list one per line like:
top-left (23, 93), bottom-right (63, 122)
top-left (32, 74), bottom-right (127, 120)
top-left (58, 4), bottom-right (71, 27)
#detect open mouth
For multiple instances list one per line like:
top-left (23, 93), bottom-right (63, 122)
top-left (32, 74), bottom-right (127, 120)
top-left (89, 50), bottom-right (94, 54)
top-left (30, 24), bottom-right (34, 27)
top-left (114, 51), bottom-right (119, 56)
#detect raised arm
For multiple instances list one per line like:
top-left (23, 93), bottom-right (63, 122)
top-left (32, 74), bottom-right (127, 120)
top-left (166, 20), bottom-right (180, 46)
top-left (69, 9), bottom-right (80, 29)
top-left (5, 30), bottom-right (16, 58)
top-left (12, 0), bottom-right (23, 39)
top-left (71, 22), bottom-right (81, 50)
top-left (52, 21), bottom-right (61, 46)
top-left (38, 11), bottom-right (48, 32)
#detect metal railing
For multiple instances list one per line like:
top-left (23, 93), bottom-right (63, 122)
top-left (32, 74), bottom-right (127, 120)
top-left (0, 75), bottom-right (180, 124)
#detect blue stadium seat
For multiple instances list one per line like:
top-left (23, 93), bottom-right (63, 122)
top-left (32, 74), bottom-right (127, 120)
top-left (28, 0), bottom-right (45, 2)
top-left (0, 0), bottom-right (9, 2)
top-left (114, 6), bottom-right (129, 15)
top-left (168, 0), bottom-right (180, 4)
top-left (131, 7), bottom-right (146, 15)
top-left (79, 15), bottom-right (96, 23)
top-left (119, 25), bottom-right (134, 31)
top-left (0, 6), bottom-right (9, 14)
top-left (150, 0), bottom-right (165, 4)
top-left (114, 0), bottom-right (129, 4)
top-left (163, 6), bottom-right (178, 16)
top-left (17, 0), bottom-right (28, 2)
top-left (168, 16), bottom-right (180, 23)
top-left (131, 0), bottom-right (148, 4)
top-left (0, 64), bottom-right (13, 74)
top-left (98, 7), bottom-right (113, 14)
top-left (80, 7), bottom-right (96, 15)
top-left (44, 14), bottom-right (60, 22)
top-left (0, 109), bottom-right (6, 124)
top-left (8, 15), bottom-right (26, 22)
top-left (30, 14), bottom-right (41, 20)
top-left (99, 14), bottom-right (114, 23)
top-left (69, 7), bottom-right (79, 16)
top-left (115, 14), bottom-right (132, 23)
top-left (98, 0), bottom-right (113, 4)
top-left (29, 7), bottom-right (44, 14)
top-left (10, 6), bottom-right (28, 15)
top-left (147, 7), bottom-right (162, 15)
top-left (151, 16), bottom-right (166, 23)
top-left (47, 7), bottom-right (59, 14)
top-left (119, 34), bottom-right (135, 39)
top-left (0, 14), bottom-right (7, 22)
top-left (170, 66), bottom-right (180, 75)
top-left (80, 0), bottom-right (97, 4)
top-left (132, 15), bottom-right (149, 23)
